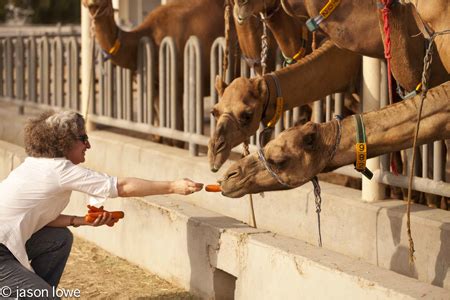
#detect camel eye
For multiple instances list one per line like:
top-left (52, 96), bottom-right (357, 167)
top-left (267, 157), bottom-right (288, 171)
top-left (302, 132), bottom-right (316, 150)
top-left (210, 108), bottom-right (220, 120)
top-left (239, 111), bottom-right (253, 125)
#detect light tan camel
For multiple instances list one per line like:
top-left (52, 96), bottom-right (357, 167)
top-left (82, 0), bottom-right (225, 71)
top-left (209, 40), bottom-right (361, 171)
top-left (83, 0), bottom-right (225, 137)
top-left (281, 0), bottom-right (449, 90)
top-left (384, 0), bottom-right (450, 72)
top-left (219, 81), bottom-right (450, 198)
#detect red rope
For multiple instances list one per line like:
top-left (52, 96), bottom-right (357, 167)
top-left (380, 0), bottom-right (399, 175)
top-left (381, 0), bottom-right (394, 105)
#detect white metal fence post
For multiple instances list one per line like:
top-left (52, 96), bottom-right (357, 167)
top-left (362, 57), bottom-right (385, 202)
top-left (81, 3), bottom-right (95, 131)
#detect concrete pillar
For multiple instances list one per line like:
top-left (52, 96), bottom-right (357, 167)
top-left (361, 57), bottom-right (384, 202)
top-left (81, 3), bottom-right (96, 132)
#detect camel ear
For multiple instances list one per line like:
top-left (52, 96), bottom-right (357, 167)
top-left (255, 78), bottom-right (267, 97)
top-left (215, 75), bottom-right (228, 97)
top-left (301, 123), bottom-right (318, 151)
top-left (293, 105), bottom-right (312, 126)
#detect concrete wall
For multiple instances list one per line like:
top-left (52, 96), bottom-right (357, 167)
top-left (0, 107), bottom-right (449, 298)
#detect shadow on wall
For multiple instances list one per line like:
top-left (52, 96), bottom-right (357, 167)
top-left (432, 223), bottom-right (450, 288)
top-left (186, 216), bottom-right (246, 299)
top-left (385, 203), bottom-right (442, 283)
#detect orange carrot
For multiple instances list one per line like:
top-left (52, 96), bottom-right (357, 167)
top-left (205, 184), bottom-right (222, 192)
top-left (87, 205), bottom-right (104, 213)
top-left (84, 211), bottom-right (125, 223)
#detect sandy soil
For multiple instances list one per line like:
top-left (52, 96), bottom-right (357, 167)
top-left (59, 235), bottom-right (196, 300)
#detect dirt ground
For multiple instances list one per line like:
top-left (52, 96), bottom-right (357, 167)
top-left (59, 235), bottom-right (196, 300)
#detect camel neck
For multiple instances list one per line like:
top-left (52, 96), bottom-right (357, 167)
top-left (88, 1), bottom-right (148, 70)
top-left (90, 3), bottom-right (120, 54)
top-left (328, 81), bottom-right (450, 169)
top-left (304, 0), bottom-right (384, 57)
top-left (264, 3), bottom-right (308, 58)
top-left (265, 40), bottom-right (360, 111)
top-left (380, 2), bottom-right (447, 91)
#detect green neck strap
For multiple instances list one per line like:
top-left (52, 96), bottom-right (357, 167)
top-left (354, 114), bottom-right (373, 179)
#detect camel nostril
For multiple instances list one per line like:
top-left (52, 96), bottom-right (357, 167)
top-left (215, 140), bottom-right (226, 153)
top-left (225, 169), bottom-right (240, 180)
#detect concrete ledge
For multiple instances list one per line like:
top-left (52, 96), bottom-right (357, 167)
top-left (62, 192), bottom-right (449, 299)
top-left (0, 140), bottom-right (26, 179)
top-left (0, 108), bottom-right (449, 294)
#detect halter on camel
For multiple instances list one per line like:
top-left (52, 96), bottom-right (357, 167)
top-left (257, 114), bottom-right (343, 247)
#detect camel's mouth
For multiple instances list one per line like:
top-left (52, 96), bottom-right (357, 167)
top-left (220, 153), bottom-right (296, 197)
top-left (208, 114), bottom-right (248, 172)
top-left (208, 140), bottom-right (232, 172)
top-left (220, 174), bottom-right (250, 198)
top-left (220, 156), bottom-right (261, 198)
top-left (233, 3), bottom-right (253, 25)
top-left (220, 174), bottom-right (289, 198)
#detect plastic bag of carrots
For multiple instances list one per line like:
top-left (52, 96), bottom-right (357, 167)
top-left (85, 205), bottom-right (125, 227)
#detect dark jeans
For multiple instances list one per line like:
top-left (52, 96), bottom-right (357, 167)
top-left (0, 226), bottom-right (73, 299)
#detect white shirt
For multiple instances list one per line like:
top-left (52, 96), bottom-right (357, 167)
top-left (0, 157), bottom-right (118, 271)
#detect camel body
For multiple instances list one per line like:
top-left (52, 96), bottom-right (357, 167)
top-left (219, 81), bottom-right (450, 198)
top-left (282, 0), bottom-right (449, 90)
top-left (83, 0), bottom-right (226, 134)
top-left (385, 0), bottom-right (450, 72)
top-left (83, 0), bottom-right (225, 71)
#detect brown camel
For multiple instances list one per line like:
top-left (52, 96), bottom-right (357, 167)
top-left (219, 81), bottom-right (450, 198)
top-left (208, 0), bottom-right (448, 171)
top-left (83, 0), bottom-right (225, 71)
top-left (233, 0), bottom-right (315, 65)
top-left (231, 4), bottom-right (278, 75)
top-left (208, 39), bottom-right (361, 171)
top-left (281, 0), bottom-right (449, 90)
top-left (82, 0), bottom-right (225, 136)
top-left (389, 0), bottom-right (450, 72)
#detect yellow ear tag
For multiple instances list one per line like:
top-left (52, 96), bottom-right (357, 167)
top-left (355, 143), bottom-right (367, 171)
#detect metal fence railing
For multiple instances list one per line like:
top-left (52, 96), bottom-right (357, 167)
top-left (0, 31), bottom-right (448, 199)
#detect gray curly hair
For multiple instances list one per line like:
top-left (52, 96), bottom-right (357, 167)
top-left (24, 110), bottom-right (85, 158)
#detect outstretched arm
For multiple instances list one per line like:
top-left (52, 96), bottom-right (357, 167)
top-left (117, 177), bottom-right (204, 197)
top-left (47, 179), bottom-right (203, 228)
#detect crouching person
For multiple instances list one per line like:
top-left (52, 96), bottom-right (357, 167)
top-left (0, 110), bottom-right (203, 299)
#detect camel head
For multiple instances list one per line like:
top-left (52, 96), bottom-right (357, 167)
top-left (220, 121), bottom-right (336, 198)
top-left (82, 0), bottom-right (110, 12)
top-left (208, 75), bottom-right (268, 172)
top-left (233, 0), bottom-right (279, 24)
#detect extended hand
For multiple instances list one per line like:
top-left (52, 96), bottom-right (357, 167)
top-left (172, 178), bottom-right (204, 195)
